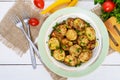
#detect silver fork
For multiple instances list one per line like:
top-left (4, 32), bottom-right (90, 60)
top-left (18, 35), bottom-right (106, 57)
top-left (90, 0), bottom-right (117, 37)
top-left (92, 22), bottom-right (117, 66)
top-left (91, 4), bottom-right (102, 17)
top-left (21, 12), bottom-right (37, 69)
top-left (12, 15), bottom-right (42, 68)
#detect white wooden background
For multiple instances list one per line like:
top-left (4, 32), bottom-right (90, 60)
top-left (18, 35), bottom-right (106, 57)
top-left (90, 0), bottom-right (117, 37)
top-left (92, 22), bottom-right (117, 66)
top-left (0, 0), bottom-right (120, 80)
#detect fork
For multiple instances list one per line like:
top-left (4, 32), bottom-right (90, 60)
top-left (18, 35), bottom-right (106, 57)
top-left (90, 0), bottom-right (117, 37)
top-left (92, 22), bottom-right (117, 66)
top-left (21, 12), bottom-right (37, 69)
top-left (12, 15), bottom-right (42, 68)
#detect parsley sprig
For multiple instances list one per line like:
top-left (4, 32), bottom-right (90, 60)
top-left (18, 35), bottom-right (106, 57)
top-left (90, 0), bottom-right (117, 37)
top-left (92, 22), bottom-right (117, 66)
top-left (94, 0), bottom-right (120, 23)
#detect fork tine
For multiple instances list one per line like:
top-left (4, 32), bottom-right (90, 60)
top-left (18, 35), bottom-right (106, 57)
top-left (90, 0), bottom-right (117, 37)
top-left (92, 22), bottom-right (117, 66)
top-left (11, 15), bottom-right (23, 29)
top-left (12, 15), bottom-right (18, 23)
top-left (15, 15), bottom-right (21, 23)
top-left (11, 15), bottom-right (17, 24)
top-left (14, 16), bottom-right (18, 24)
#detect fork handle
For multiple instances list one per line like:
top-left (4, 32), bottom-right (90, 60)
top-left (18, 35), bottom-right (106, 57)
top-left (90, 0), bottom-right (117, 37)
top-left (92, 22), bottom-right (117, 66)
top-left (30, 47), bottom-right (36, 67)
top-left (21, 28), bottom-right (42, 63)
top-left (26, 24), bottom-right (37, 69)
top-left (29, 45), bottom-right (37, 69)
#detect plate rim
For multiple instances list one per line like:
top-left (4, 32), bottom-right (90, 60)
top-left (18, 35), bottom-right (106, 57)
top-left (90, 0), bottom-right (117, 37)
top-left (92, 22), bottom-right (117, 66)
top-left (38, 7), bottom-right (109, 77)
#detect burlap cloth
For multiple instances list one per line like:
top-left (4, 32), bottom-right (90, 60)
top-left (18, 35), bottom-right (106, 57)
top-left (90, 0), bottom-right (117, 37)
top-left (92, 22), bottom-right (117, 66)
top-left (0, 0), bottom-right (115, 80)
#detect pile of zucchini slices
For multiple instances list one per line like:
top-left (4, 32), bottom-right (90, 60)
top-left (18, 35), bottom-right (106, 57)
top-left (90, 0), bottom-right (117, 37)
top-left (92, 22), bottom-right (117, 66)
top-left (48, 18), bottom-right (96, 67)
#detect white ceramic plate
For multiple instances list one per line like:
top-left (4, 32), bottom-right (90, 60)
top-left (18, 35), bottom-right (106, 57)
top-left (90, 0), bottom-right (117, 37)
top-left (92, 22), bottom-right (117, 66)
top-left (38, 7), bottom-right (109, 77)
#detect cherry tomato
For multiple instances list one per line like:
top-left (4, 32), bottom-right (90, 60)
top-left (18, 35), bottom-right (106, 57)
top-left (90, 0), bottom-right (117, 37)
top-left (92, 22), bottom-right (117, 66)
top-left (33, 0), bottom-right (44, 9)
top-left (102, 1), bottom-right (115, 12)
top-left (106, 0), bottom-right (112, 1)
top-left (29, 18), bottom-right (39, 26)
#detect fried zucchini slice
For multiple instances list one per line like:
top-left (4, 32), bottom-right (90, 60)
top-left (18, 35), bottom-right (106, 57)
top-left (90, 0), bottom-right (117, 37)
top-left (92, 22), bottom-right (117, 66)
top-left (78, 50), bottom-right (92, 63)
top-left (61, 38), bottom-right (73, 51)
top-left (87, 40), bottom-right (96, 50)
top-left (55, 24), bottom-right (67, 36)
top-left (48, 37), bottom-right (60, 50)
top-left (51, 30), bottom-right (63, 41)
top-left (66, 18), bottom-right (74, 28)
top-left (69, 44), bottom-right (81, 57)
top-left (73, 18), bottom-right (85, 31)
top-left (64, 55), bottom-right (77, 66)
top-left (53, 49), bottom-right (65, 61)
top-left (86, 27), bottom-right (96, 41)
top-left (77, 35), bottom-right (89, 47)
top-left (66, 29), bottom-right (77, 41)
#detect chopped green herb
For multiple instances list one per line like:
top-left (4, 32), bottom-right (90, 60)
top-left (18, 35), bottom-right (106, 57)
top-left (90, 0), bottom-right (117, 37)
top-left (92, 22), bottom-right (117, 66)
top-left (75, 63), bottom-right (82, 67)
top-left (66, 25), bottom-right (69, 28)
top-left (63, 20), bottom-right (66, 23)
top-left (56, 29), bottom-right (61, 33)
top-left (69, 59), bottom-right (72, 62)
top-left (75, 29), bottom-right (80, 33)
top-left (86, 22), bottom-right (90, 27)
top-left (88, 34), bottom-right (91, 37)
top-left (48, 35), bottom-right (51, 38)
top-left (60, 49), bottom-right (63, 53)
top-left (81, 42), bottom-right (85, 45)
top-left (46, 41), bottom-right (48, 43)
top-left (51, 51), bottom-right (54, 56)
top-left (62, 45), bottom-right (67, 49)
top-left (76, 48), bottom-right (80, 52)
top-left (53, 23), bottom-right (59, 29)
top-left (56, 46), bottom-right (59, 49)
top-left (78, 31), bottom-right (85, 36)
top-left (49, 43), bottom-right (51, 47)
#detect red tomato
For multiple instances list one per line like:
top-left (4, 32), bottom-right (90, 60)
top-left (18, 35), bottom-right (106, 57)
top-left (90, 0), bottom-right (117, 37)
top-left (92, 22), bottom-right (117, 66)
top-left (102, 1), bottom-right (115, 12)
top-left (106, 0), bottom-right (112, 1)
top-left (29, 18), bottom-right (39, 26)
top-left (33, 0), bottom-right (44, 9)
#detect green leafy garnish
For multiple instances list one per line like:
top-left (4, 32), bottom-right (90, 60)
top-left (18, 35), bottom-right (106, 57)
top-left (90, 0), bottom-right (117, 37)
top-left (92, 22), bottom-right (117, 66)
top-left (56, 46), bottom-right (59, 49)
top-left (69, 60), bottom-right (72, 62)
top-left (62, 45), bottom-right (67, 49)
top-left (85, 22), bottom-right (90, 27)
top-left (88, 34), bottom-right (91, 37)
top-left (56, 29), bottom-right (61, 33)
top-left (51, 51), bottom-right (54, 56)
top-left (65, 25), bottom-right (69, 28)
top-left (49, 43), bottom-right (51, 47)
top-left (75, 29), bottom-right (80, 33)
top-left (75, 63), bottom-right (82, 67)
top-left (53, 23), bottom-right (59, 29)
top-left (94, 0), bottom-right (120, 23)
top-left (48, 35), bottom-right (50, 38)
top-left (60, 49), bottom-right (63, 53)
top-left (76, 48), bottom-right (80, 52)
top-left (94, 0), bottom-right (105, 4)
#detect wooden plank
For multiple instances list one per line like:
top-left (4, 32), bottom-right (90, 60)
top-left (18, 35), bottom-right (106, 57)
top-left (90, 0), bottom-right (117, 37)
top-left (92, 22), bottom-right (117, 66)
top-left (0, 65), bottom-right (119, 80)
top-left (102, 52), bottom-right (120, 65)
top-left (0, 65), bottom-right (53, 80)
top-left (0, 42), bottom-right (42, 64)
top-left (68, 66), bottom-right (120, 80)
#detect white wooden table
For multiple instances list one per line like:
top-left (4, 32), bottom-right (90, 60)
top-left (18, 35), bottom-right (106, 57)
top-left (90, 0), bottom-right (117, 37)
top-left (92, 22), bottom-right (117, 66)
top-left (0, 0), bottom-right (120, 80)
